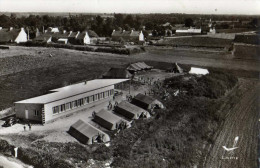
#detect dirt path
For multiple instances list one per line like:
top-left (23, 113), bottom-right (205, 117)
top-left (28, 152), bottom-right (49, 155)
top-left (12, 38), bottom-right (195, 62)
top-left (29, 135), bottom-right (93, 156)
top-left (204, 78), bottom-right (259, 168)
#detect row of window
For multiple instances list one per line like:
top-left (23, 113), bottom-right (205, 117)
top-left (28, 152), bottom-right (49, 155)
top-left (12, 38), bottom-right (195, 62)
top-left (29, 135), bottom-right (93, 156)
top-left (52, 89), bottom-right (114, 115)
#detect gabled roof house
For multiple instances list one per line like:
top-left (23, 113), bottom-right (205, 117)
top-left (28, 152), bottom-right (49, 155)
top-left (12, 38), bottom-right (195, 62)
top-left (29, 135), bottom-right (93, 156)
top-left (0, 27), bottom-right (27, 43)
top-left (111, 30), bottom-right (144, 43)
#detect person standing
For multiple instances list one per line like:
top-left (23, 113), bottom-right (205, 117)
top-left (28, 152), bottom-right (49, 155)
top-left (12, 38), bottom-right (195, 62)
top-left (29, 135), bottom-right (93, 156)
top-left (23, 125), bottom-right (26, 131)
top-left (29, 123), bottom-right (31, 131)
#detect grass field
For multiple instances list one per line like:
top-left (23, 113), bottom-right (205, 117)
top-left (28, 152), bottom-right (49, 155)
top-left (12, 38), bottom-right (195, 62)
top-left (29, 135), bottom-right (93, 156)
top-left (0, 44), bottom-right (259, 167)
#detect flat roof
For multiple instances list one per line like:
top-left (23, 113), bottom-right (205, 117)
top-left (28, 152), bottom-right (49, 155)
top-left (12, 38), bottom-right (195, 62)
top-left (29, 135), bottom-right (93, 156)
top-left (15, 79), bottom-right (128, 104)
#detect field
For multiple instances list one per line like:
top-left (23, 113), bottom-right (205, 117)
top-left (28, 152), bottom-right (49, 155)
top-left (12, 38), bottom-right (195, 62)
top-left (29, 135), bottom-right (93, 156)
top-left (0, 44), bottom-right (259, 167)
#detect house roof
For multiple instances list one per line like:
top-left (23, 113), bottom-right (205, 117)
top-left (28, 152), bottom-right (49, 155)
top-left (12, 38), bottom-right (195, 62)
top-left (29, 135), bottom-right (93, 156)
top-left (102, 68), bottom-right (132, 79)
top-left (34, 34), bottom-right (52, 42)
top-left (189, 67), bottom-right (209, 75)
top-left (88, 30), bottom-right (99, 38)
top-left (176, 28), bottom-right (201, 33)
top-left (112, 30), bottom-right (141, 37)
top-left (95, 109), bottom-right (122, 125)
top-left (68, 32), bottom-right (79, 38)
top-left (117, 101), bottom-right (148, 116)
top-left (0, 28), bottom-right (20, 42)
top-left (70, 119), bottom-right (106, 138)
top-left (126, 62), bottom-right (152, 71)
top-left (15, 79), bottom-right (129, 104)
top-left (51, 32), bottom-right (70, 39)
top-left (77, 31), bottom-right (88, 40)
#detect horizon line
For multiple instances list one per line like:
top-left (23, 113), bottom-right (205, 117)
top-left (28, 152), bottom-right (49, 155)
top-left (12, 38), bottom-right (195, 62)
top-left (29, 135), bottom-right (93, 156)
top-left (0, 11), bottom-right (260, 16)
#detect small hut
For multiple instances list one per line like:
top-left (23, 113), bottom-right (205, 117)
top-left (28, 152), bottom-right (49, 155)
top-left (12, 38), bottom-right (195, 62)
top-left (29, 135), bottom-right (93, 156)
top-left (115, 101), bottom-right (150, 120)
top-left (93, 109), bottom-right (123, 130)
top-left (68, 120), bottom-right (110, 145)
top-left (131, 93), bottom-right (164, 110)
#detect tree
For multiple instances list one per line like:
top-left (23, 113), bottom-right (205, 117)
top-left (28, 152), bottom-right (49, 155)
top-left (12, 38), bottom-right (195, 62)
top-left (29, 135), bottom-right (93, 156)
top-left (123, 15), bottom-right (134, 27)
top-left (145, 21), bottom-right (154, 30)
top-left (185, 18), bottom-right (194, 27)
top-left (114, 13), bottom-right (124, 27)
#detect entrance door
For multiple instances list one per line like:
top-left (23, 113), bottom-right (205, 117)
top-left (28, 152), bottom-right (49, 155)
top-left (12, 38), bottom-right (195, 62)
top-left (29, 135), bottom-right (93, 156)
top-left (25, 110), bottom-right (28, 119)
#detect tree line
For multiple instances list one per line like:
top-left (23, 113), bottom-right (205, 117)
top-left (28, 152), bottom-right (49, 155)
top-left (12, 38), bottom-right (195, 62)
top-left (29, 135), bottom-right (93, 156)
top-left (0, 13), bottom-right (259, 38)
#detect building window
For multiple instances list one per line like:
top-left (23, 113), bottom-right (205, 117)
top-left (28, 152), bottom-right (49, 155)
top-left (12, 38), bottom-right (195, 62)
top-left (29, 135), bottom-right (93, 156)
top-left (84, 97), bottom-right (89, 104)
top-left (77, 99), bottom-right (81, 106)
top-left (72, 101), bottom-right (77, 108)
top-left (89, 95), bottom-right (94, 103)
top-left (94, 94), bottom-right (98, 101)
top-left (102, 92), bottom-right (105, 98)
top-left (60, 104), bottom-right (65, 112)
top-left (110, 89), bottom-right (114, 95)
top-left (53, 106), bottom-right (59, 114)
top-left (65, 103), bottom-right (71, 110)
top-left (35, 110), bottom-right (39, 116)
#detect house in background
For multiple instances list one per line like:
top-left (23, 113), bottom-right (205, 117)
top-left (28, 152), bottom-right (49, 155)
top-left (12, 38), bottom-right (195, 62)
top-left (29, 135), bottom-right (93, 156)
top-left (68, 31), bottom-right (80, 44)
top-left (34, 33), bottom-right (52, 43)
top-left (76, 31), bottom-right (91, 44)
top-left (102, 67), bottom-right (132, 79)
top-left (175, 27), bottom-right (202, 36)
top-left (111, 30), bottom-right (144, 43)
top-left (45, 27), bottom-right (60, 33)
top-left (0, 27), bottom-right (28, 43)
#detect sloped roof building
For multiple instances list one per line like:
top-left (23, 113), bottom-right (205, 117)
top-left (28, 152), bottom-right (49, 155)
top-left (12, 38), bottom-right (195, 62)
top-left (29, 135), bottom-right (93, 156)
top-left (111, 30), bottom-right (144, 43)
top-left (0, 27), bottom-right (27, 43)
top-left (102, 68), bottom-right (132, 79)
top-left (131, 93), bottom-right (164, 110)
top-left (68, 119), bottom-right (110, 145)
top-left (115, 101), bottom-right (150, 120)
top-left (93, 109), bottom-right (123, 130)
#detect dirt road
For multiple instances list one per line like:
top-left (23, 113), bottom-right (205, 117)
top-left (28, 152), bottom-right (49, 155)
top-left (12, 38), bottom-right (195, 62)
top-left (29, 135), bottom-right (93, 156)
top-left (203, 78), bottom-right (259, 168)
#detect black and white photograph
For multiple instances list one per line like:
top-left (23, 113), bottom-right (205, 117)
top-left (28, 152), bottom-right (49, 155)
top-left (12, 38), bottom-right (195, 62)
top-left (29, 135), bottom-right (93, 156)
top-left (0, 0), bottom-right (259, 167)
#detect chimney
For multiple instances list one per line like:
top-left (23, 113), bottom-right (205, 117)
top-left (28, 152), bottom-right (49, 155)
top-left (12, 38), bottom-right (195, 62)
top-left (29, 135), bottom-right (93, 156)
top-left (69, 31), bottom-right (72, 36)
top-left (123, 30), bottom-right (125, 32)
top-left (131, 29), bottom-right (133, 33)
top-left (0, 27), bottom-right (2, 30)
top-left (63, 30), bottom-right (66, 34)
top-left (10, 27), bottom-right (13, 31)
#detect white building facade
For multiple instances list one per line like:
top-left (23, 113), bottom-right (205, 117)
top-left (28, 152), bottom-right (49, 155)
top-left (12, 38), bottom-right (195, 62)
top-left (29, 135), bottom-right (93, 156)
top-left (15, 79), bottom-right (128, 124)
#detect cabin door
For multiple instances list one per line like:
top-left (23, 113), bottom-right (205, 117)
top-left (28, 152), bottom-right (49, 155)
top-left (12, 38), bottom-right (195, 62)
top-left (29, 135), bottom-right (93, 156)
top-left (25, 110), bottom-right (29, 119)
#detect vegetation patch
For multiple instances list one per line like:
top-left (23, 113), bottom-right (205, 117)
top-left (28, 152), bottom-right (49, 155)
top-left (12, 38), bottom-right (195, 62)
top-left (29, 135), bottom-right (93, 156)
top-left (21, 41), bottom-right (145, 55)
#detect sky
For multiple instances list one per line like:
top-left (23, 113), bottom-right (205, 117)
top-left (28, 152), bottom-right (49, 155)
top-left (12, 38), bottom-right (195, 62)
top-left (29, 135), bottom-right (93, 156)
top-left (0, 0), bottom-right (259, 15)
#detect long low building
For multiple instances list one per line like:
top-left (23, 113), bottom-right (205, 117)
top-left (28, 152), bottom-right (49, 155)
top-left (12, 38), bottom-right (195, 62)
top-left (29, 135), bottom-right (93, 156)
top-left (93, 109), bottom-right (123, 130)
top-left (15, 79), bottom-right (128, 124)
top-left (68, 119), bottom-right (110, 145)
top-left (115, 101), bottom-right (150, 120)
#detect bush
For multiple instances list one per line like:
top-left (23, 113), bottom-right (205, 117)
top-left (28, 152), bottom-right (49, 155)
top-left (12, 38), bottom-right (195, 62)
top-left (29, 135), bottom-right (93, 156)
top-left (17, 147), bottom-right (74, 168)
top-left (92, 144), bottom-right (112, 161)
